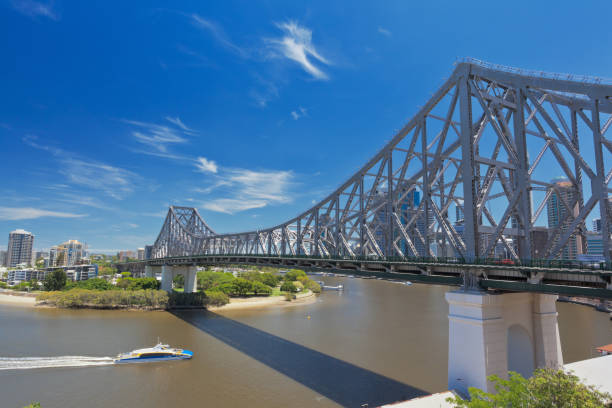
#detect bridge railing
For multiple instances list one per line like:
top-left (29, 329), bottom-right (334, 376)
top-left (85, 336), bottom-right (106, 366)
top-left (147, 253), bottom-right (612, 273)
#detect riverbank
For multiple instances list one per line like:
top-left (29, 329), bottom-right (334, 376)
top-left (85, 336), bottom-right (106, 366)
top-left (0, 292), bottom-right (37, 307)
top-left (209, 290), bottom-right (317, 311)
top-left (0, 290), bottom-right (317, 311)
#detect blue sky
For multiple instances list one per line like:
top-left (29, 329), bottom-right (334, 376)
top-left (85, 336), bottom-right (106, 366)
top-left (1, 0), bottom-right (612, 253)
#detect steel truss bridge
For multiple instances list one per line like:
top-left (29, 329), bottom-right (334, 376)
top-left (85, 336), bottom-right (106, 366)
top-left (119, 59), bottom-right (612, 299)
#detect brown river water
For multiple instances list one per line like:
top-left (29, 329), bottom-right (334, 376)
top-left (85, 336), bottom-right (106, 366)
top-left (1, 276), bottom-right (610, 408)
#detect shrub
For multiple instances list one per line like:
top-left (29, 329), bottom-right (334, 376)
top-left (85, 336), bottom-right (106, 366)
top-left (284, 292), bottom-right (294, 301)
top-left (304, 279), bottom-right (321, 294)
top-left (0, 281), bottom-right (7, 288)
top-left (231, 278), bottom-right (253, 296)
top-left (36, 289), bottom-right (169, 309)
top-left (197, 271), bottom-right (235, 291)
top-left (168, 291), bottom-right (207, 307)
top-left (293, 281), bottom-right (304, 292)
top-left (284, 269), bottom-right (306, 282)
top-left (280, 281), bottom-right (297, 293)
top-left (252, 281), bottom-right (272, 296)
top-left (173, 274), bottom-right (184, 289)
top-left (260, 272), bottom-right (280, 287)
top-left (66, 278), bottom-right (114, 291)
top-left (204, 290), bottom-right (230, 306)
top-left (447, 368), bottom-right (612, 407)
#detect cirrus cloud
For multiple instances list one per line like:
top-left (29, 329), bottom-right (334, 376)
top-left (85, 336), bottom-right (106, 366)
top-left (0, 207), bottom-right (86, 220)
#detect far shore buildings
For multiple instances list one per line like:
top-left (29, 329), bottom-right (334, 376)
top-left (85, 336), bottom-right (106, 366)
top-left (49, 239), bottom-right (86, 267)
top-left (6, 229), bottom-right (34, 267)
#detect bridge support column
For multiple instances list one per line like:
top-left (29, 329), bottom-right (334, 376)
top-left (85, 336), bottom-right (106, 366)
top-left (144, 265), bottom-right (153, 278)
top-left (183, 265), bottom-right (197, 293)
top-left (446, 291), bottom-right (562, 396)
top-left (161, 265), bottom-right (173, 292)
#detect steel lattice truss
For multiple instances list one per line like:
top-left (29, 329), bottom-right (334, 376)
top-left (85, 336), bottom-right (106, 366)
top-left (152, 60), bottom-right (612, 262)
top-left (152, 206), bottom-right (216, 258)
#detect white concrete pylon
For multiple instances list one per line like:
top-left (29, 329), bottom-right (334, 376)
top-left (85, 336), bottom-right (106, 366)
top-left (446, 290), bottom-right (562, 396)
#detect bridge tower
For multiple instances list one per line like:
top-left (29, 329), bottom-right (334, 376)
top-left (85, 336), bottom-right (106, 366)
top-left (446, 290), bottom-right (562, 396)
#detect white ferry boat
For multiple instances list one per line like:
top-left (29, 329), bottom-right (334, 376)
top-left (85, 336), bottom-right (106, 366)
top-left (114, 342), bottom-right (193, 364)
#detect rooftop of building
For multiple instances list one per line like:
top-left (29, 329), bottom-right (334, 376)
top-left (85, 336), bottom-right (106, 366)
top-left (10, 229), bottom-right (33, 235)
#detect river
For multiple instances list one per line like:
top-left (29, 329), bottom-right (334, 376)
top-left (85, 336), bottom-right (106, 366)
top-left (1, 276), bottom-right (610, 407)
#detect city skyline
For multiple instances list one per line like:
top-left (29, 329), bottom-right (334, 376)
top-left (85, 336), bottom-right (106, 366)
top-left (2, 1), bottom-right (612, 251)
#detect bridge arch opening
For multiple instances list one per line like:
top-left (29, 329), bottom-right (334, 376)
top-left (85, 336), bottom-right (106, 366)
top-left (507, 324), bottom-right (535, 378)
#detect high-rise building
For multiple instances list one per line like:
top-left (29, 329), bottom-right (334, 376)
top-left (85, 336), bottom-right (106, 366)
top-left (6, 229), bottom-right (34, 267)
top-left (117, 250), bottom-right (137, 261)
top-left (144, 245), bottom-right (154, 260)
top-left (455, 205), bottom-right (464, 225)
top-left (593, 218), bottom-right (601, 233)
top-left (137, 248), bottom-right (145, 260)
top-left (546, 178), bottom-right (582, 260)
top-left (49, 240), bottom-right (85, 267)
top-left (0, 250), bottom-right (6, 267)
top-left (585, 232), bottom-right (604, 257)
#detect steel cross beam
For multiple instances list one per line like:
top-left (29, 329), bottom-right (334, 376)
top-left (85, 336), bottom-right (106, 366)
top-left (150, 61), bottom-right (612, 266)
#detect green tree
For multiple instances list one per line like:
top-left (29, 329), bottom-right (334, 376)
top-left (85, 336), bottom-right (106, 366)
top-left (23, 403), bottom-right (41, 408)
top-left (173, 274), bottom-right (184, 289)
top-left (447, 369), bottom-right (611, 408)
top-left (284, 269), bottom-right (306, 282)
top-left (252, 281), bottom-right (272, 295)
top-left (231, 278), bottom-right (253, 296)
top-left (35, 258), bottom-right (45, 269)
top-left (280, 281), bottom-right (298, 293)
top-left (120, 271), bottom-right (132, 278)
top-left (43, 269), bottom-right (67, 291)
top-left (259, 272), bottom-right (280, 287)
top-left (197, 271), bottom-right (235, 291)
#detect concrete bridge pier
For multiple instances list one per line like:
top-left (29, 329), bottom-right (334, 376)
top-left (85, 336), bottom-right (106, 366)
top-left (160, 265), bottom-right (198, 293)
top-left (446, 291), bottom-right (563, 396)
top-left (144, 265), bottom-right (161, 278)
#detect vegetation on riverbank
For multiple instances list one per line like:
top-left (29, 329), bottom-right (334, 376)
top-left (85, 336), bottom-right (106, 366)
top-left (36, 289), bottom-right (229, 309)
top-left (21, 266), bottom-right (320, 310)
top-left (196, 268), bottom-right (320, 301)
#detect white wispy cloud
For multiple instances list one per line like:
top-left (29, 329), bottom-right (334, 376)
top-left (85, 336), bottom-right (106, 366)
top-left (199, 168), bottom-right (294, 214)
top-left (378, 27), bottom-right (392, 37)
top-left (23, 135), bottom-right (140, 200)
top-left (191, 14), bottom-right (249, 58)
top-left (267, 21), bottom-right (331, 80)
top-left (165, 116), bottom-right (194, 133)
top-left (11, 0), bottom-right (58, 21)
top-left (62, 158), bottom-right (138, 200)
top-left (291, 107), bottom-right (307, 120)
top-left (123, 117), bottom-right (195, 159)
top-left (0, 207), bottom-right (85, 220)
top-left (195, 157), bottom-right (218, 173)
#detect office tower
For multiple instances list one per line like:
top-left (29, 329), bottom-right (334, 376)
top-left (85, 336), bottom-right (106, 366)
top-left (546, 178), bottom-right (582, 259)
top-left (7, 229), bottom-right (34, 267)
top-left (49, 240), bottom-right (85, 267)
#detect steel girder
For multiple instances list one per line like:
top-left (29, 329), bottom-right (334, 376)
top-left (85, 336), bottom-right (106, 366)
top-left (152, 60), bottom-right (612, 262)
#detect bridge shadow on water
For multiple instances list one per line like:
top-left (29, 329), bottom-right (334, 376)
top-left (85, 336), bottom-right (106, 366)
top-left (171, 310), bottom-right (427, 407)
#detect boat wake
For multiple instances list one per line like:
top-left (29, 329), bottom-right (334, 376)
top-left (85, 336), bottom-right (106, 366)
top-left (0, 356), bottom-right (114, 371)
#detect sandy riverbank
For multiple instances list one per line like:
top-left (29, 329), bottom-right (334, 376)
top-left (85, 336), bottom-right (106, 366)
top-left (209, 291), bottom-right (317, 312)
top-left (0, 292), bottom-right (37, 307)
top-left (0, 290), bottom-right (317, 311)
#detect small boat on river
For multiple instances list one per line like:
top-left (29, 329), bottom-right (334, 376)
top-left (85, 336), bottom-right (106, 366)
top-left (114, 342), bottom-right (193, 364)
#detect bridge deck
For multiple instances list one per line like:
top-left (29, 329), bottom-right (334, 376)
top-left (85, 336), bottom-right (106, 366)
top-left (116, 255), bottom-right (612, 299)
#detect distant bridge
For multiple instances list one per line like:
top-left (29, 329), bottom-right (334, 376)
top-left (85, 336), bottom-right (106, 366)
top-left (117, 60), bottom-right (612, 395)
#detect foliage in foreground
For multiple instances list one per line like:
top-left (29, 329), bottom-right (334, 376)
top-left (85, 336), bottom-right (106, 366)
top-left (447, 368), bottom-right (611, 408)
top-left (23, 403), bottom-right (41, 408)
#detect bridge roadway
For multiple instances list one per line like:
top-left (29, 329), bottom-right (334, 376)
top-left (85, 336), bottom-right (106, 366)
top-left (116, 254), bottom-right (612, 299)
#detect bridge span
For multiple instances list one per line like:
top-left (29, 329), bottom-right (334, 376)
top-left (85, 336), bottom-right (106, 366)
top-left (118, 59), bottom-right (612, 396)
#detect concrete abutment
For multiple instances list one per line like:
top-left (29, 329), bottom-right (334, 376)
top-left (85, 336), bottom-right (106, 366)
top-left (446, 290), bottom-right (562, 396)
